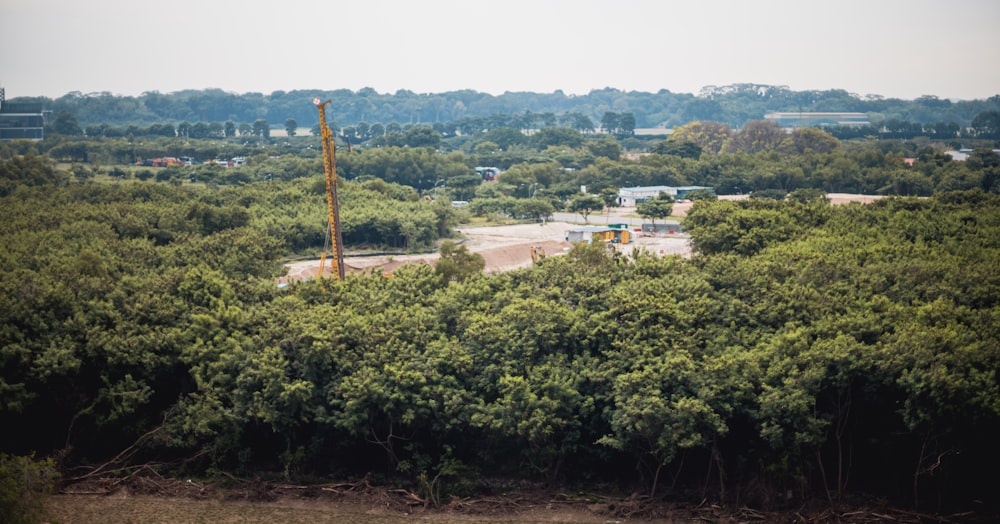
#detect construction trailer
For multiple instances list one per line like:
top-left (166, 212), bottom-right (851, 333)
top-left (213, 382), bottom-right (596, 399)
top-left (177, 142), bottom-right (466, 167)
top-left (642, 221), bottom-right (683, 235)
top-left (565, 226), bottom-right (631, 245)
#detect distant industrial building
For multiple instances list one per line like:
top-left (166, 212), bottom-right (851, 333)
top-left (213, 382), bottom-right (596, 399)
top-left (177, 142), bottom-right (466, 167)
top-left (0, 87), bottom-right (47, 140)
top-left (946, 148), bottom-right (1000, 162)
top-left (763, 112), bottom-right (869, 128)
top-left (617, 185), bottom-right (713, 207)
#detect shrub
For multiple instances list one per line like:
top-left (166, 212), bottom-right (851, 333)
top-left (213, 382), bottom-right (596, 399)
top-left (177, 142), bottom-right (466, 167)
top-left (0, 454), bottom-right (59, 524)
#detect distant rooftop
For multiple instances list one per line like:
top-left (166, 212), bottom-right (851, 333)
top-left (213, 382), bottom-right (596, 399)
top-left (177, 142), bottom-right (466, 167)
top-left (764, 112), bottom-right (870, 127)
top-left (0, 102), bottom-right (44, 114)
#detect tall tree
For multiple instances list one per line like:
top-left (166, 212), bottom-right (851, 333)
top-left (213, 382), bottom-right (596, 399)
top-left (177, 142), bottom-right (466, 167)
top-left (971, 110), bottom-right (1000, 138)
top-left (50, 111), bottom-right (82, 136)
top-left (637, 193), bottom-right (674, 225)
top-left (402, 125), bottom-right (441, 148)
top-left (601, 112), bottom-right (621, 135)
top-left (253, 119), bottom-right (270, 139)
top-left (586, 137), bottom-right (622, 160)
top-left (569, 193), bottom-right (604, 222)
top-left (786, 127), bottom-right (840, 155)
top-left (670, 121), bottom-right (732, 155)
top-left (619, 112), bottom-right (636, 137)
top-left (532, 127), bottom-right (583, 149)
top-left (725, 120), bottom-right (786, 154)
top-left (434, 240), bottom-right (484, 283)
top-left (653, 139), bottom-right (702, 159)
top-left (561, 112), bottom-right (595, 133)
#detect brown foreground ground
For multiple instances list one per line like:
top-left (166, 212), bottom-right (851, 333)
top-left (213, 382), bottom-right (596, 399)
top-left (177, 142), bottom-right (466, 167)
top-left (43, 475), bottom-right (971, 524)
top-left (44, 476), bottom-right (712, 523)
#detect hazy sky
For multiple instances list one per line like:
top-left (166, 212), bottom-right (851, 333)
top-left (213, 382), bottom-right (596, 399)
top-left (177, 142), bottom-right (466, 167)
top-left (2, 0), bottom-right (998, 101)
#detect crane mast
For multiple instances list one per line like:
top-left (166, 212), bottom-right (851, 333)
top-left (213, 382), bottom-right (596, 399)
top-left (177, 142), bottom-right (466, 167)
top-left (315, 98), bottom-right (345, 284)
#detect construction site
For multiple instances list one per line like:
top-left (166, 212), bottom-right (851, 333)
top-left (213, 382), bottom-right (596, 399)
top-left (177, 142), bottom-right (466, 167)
top-left (277, 98), bottom-right (689, 285)
top-left (281, 216), bottom-right (692, 284)
top-left (279, 100), bottom-right (885, 285)
top-left (280, 191), bottom-right (885, 284)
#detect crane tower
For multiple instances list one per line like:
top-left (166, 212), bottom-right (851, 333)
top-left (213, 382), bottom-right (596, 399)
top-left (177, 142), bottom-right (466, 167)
top-left (314, 98), bottom-right (345, 284)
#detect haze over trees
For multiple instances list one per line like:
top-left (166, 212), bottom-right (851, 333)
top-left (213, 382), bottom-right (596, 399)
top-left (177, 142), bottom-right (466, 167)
top-left (12, 84), bottom-right (1000, 134)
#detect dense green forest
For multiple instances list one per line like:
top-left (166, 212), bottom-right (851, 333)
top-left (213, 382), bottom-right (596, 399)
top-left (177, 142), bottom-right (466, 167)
top-left (3, 99), bottom-right (1000, 517)
top-left (1, 134), bottom-right (999, 518)
top-left (13, 84), bottom-right (1000, 132)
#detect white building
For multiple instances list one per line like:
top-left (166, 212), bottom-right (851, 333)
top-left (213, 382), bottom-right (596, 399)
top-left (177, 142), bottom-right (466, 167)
top-left (617, 185), bottom-right (713, 207)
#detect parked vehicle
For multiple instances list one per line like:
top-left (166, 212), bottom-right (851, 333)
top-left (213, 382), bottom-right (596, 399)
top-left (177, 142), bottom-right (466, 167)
top-left (135, 157), bottom-right (185, 167)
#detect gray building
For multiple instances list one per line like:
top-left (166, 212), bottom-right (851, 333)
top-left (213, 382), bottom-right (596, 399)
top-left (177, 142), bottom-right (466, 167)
top-left (0, 88), bottom-right (46, 141)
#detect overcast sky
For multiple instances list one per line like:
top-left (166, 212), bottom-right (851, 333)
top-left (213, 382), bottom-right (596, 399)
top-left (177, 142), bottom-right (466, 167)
top-left (2, 0), bottom-right (998, 101)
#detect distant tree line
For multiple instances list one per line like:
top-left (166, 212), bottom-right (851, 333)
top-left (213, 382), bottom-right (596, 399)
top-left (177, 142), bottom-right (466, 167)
top-left (42, 107), bottom-right (1000, 154)
top-left (12, 84), bottom-right (1000, 132)
top-left (9, 119), bottom-right (1000, 206)
top-left (825, 110), bottom-right (1000, 141)
top-left (52, 116), bottom-right (275, 142)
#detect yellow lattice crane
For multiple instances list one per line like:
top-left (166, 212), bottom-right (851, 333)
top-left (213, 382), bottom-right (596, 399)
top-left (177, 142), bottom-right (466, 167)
top-left (314, 98), bottom-right (345, 286)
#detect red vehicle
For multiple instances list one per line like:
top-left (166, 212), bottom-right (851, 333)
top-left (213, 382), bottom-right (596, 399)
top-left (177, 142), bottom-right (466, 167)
top-left (476, 166), bottom-right (499, 181)
top-left (137, 157), bottom-right (186, 167)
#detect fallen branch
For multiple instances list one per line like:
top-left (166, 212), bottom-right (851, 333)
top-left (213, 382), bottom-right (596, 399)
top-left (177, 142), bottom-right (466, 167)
top-left (68, 415), bottom-right (169, 482)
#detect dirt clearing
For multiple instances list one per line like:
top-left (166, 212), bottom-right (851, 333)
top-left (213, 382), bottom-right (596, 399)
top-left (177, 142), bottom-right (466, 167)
top-left (282, 221), bottom-right (691, 282)
top-left (281, 194), bottom-right (882, 281)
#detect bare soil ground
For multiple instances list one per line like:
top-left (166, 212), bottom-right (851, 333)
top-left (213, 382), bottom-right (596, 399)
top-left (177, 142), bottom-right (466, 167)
top-left (282, 222), bottom-right (577, 282)
top-left (282, 221), bottom-right (690, 283)
top-left (45, 475), bottom-right (972, 524)
top-left (45, 492), bottom-right (666, 524)
top-left (45, 475), bottom-right (711, 523)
